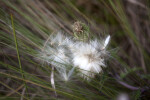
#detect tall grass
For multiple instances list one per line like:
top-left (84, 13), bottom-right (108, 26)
top-left (0, 0), bottom-right (150, 100)
top-left (11, 14), bottom-right (29, 98)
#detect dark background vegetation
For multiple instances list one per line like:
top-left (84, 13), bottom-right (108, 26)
top-left (0, 0), bottom-right (150, 100)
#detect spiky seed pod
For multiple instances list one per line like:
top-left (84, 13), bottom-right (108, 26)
top-left (73, 21), bottom-right (84, 34)
top-left (72, 21), bottom-right (90, 42)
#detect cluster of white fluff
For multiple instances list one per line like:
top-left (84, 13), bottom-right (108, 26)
top-left (39, 32), bottom-right (110, 80)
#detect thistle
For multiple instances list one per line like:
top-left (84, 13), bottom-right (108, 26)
top-left (72, 21), bottom-right (90, 42)
top-left (71, 36), bottom-right (110, 79)
top-left (39, 33), bottom-right (74, 81)
top-left (38, 21), bottom-right (110, 81)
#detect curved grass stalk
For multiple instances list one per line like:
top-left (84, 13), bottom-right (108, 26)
top-left (11, 14), bottom-right (29, 98)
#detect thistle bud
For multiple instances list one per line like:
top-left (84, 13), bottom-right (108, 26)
top-left (72, 21), bottom-right (89, 42)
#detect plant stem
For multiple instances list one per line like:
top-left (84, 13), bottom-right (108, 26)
top-left (11, 14), bottom-right (29, 98)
